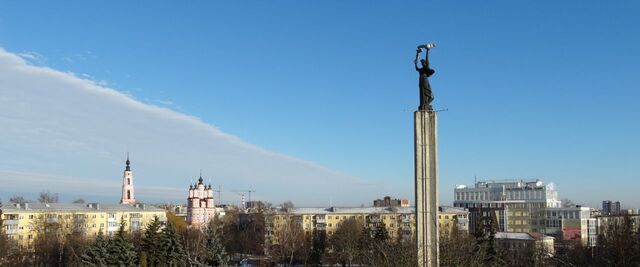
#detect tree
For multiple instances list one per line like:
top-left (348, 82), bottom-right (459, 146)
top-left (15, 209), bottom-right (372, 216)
top-left (273, 216), bottom-right (305, 266)
top-left (72, 198), bottom-right (86, 204)
top-left (280, 201), bottom-right (295, 211)
top-left (561, 198), bottom-right (575, 208)
top-left (202, 219), bottom-right (229, 266)
top-left (307, 229), bottom-right (327, 265)
top-left (141, 216), bottom-right (163, 266)
top-left (38, 191), bottom-right (59, 203)
top-left (0, 209), bottom-right (10, 265)
top-left (9, 195), bottom-right (28, 204)
top-left (328, 218), bottom-right (361, 266)
top-left (474, 213), bottom-right (505, 267)
top-left (107, 218), bottom-right (138, 266)
top-left (159, 221), bottom-right (187, 266)
top-left (81, 231), bottom-right (110, 266)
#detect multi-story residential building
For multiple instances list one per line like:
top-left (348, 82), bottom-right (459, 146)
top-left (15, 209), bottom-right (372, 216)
top-left (1, 202), bottom-right (166, 247)
top-left (454, 179), bottom-right (561, 233)
top-left (267, 206), bottom-right (470, 245)
top-left (268, 207), bottom-right (415, 242)
top-left (1, 156), bottom-right (167, 247)
top-left (438, 206), bottom-right (470, 237)
top-left (596, 214), bottom-right (640, 238)
top-left (602, 200), bottom-right (621, 216)
top-left (543, 206), bottom-right (596, 247)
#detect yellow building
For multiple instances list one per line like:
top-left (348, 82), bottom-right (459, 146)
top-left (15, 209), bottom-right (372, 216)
top-left (438, 206), bottom-right (470, 237)
top-left (267, 207), bottom-right (415, 243)
top-left (1, 202), bottom-right (166, 247)
top-left (267, 206), bottom-right (471, 244)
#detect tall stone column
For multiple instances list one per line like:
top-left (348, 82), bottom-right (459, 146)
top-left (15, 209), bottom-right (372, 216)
top-left (415, 110), bottom-right (439, 267)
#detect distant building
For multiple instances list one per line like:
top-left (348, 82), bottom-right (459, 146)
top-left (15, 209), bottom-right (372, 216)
top-left (438, 206), bottom-right (470, 236)
top-left (373, 196), bottom-right (409, 208)
top-left (602, 200), bottom-right (621, 216)
top-left (454, 179), bottom-right (561, 233)
top-left (495, 232), bottom-right (555, 256)
top-left (542, 206), bottom-right (597, 247)
top-left (186, 176), bottom-right (216, 226)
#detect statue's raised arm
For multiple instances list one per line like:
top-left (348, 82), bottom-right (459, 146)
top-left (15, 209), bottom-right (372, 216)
top-left (415, 43), bottom-right (436, 110)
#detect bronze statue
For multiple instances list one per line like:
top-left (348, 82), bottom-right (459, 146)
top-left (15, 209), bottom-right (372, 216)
top-left (414, 43), bottom-right (436, 110)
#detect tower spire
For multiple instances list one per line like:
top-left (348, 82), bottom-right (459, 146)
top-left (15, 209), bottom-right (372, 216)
top-left (125, 152), bottom-right (131, 171)
top-left (198, 169), bottom-right (204, 185)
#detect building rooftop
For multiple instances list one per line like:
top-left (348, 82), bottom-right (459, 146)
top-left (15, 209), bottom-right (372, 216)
top-left (1, 202), bottom-right (165, 213)
top-left (496, 232), bottom-right (554, 241)
top-left (278, 206), bottom-right (415, 215)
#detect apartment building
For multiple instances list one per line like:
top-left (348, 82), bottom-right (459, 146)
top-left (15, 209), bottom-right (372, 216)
top-left (1, 202), bottom-right (166, 247)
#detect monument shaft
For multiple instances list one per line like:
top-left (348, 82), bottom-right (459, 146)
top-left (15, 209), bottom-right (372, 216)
top-left (415, 110), bottom-right (439, 267)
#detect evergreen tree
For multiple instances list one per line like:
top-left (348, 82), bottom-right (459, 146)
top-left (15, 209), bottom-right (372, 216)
top-left (160, 221), bottom-right (187, 266)
top-left (107, 218), bottom-right (139, 266)
top-left (0, 209), bottom-right (10, 265)
top-left (81, 230), bottom-right (110, 266)
top-left (373, 222), bottom-right (389, 242)
top-left (141, 216), bottom-right (163, 266)
top-left (202, 219), bottom-right (229, 266)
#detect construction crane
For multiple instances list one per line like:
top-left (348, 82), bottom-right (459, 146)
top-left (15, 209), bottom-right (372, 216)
top-left (232, 189), bottom-right (256, 209)
top-left (212, 186), bottom-right (222, 205)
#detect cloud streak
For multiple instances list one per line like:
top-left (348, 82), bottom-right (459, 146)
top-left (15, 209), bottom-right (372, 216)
top-left (0, 48), bottom-right (382, 206)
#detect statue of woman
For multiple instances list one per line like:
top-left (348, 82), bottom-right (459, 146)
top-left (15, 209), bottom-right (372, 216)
top-left (414, 45), bottom-right (435, 110)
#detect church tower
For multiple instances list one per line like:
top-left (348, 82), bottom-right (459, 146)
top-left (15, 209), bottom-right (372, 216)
top-left (120, 154), bottom-right (136, 204)
top-left (187, 174), bottom-right (216, 226)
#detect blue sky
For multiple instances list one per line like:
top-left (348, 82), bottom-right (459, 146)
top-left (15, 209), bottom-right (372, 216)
top-left (0, 1), bottom-right (639, 207)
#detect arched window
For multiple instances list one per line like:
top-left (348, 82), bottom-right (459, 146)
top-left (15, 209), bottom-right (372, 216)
top-left (127, 178), bottom-right (131, 185)
top-left (127, 190), bottom-right (131, 199)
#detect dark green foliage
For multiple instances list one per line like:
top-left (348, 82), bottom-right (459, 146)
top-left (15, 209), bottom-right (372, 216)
top-left (107, 218), bottom-right (139, 266)
top-left (141, 216), bottom-right (163, 266)
top-left (159, 221), bottom-right (187, 266)
top-left (307, 229), bottom-right (326, 265)
top-left (81, 231), bottom-right (110, 266)
top-left (202, 219), bottom-right (229, 266)
top-left (473, 214), bottom-right (504, 266)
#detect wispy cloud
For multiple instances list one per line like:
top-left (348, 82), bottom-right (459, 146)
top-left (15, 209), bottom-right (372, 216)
top-left (0, 48), bottom-right (384, 206)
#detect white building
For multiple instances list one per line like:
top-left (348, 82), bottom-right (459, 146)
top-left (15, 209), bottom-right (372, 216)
top-left (454, 179), bottom-right (561, 233)
top-left (543, 206), bottom-right (596, 247)
top-left (186, 176), bottom-right (216, 226)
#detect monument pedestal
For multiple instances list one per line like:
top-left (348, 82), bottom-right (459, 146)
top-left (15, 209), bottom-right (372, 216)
top-left (415, 110), bottom-right (439, 267)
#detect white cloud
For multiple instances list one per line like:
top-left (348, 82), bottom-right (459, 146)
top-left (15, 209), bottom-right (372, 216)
top-left (0, 48), bottom-right (383, 206)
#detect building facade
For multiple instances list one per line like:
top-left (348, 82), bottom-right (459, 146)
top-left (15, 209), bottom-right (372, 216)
top-left (454, 179), bottom-right (561, 233)
top-left (438, 206), bottom-right (470, 237)
top-left (267, 206), bottom-right (469, 245)
top-left (543, 206), bottom-right (596, 246)
top-left (602, 200), bottom-right (621, 216)
top-left (186, 176), bottom-right (216, 226)
top-left (1, 202), bottom-right (166, 247)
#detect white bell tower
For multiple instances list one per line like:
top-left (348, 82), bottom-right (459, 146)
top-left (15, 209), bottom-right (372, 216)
top-left (120, 153), bottom-right (136, 204)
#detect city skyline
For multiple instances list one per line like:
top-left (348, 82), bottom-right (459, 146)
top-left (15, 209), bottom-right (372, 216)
top-left (1, 2), bottom-right (639, 207)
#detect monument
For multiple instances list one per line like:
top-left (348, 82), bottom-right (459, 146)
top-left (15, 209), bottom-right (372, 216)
top-left (414, 43), bottom-right (439, 267)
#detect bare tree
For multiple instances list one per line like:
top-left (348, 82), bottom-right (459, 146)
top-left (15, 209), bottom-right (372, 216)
top-left (273, 216), bottom-right (305, 266)
top-left (327, 218), bottom-right (362, 266)
top-left (72, 198), bottom-right (86, 204)
top-left (9, 195), bottom-right (29, 204)
top-left (38, 191), bottom-right (59, 203)
top-left (280, 201), bottom-right (295, 211)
